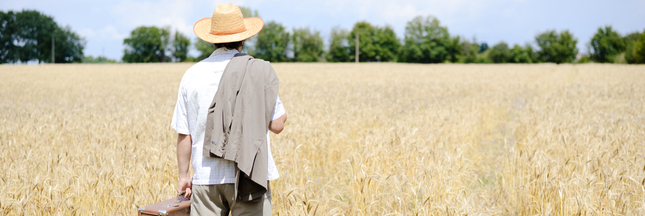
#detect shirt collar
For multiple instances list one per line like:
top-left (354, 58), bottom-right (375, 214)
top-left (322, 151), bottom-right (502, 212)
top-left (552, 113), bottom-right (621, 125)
top-left (209, 48), bottom-right (239, 59)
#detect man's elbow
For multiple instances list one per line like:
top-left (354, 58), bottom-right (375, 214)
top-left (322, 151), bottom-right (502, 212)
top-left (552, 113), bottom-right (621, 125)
top-left (270, 125), bottom-right (284, 134)
top-left (177, 133), bottom-right (191, 145)
top-left (269, 121), bottom-right (284, 134)
top-left (269, 114), bottom-right (287, 134)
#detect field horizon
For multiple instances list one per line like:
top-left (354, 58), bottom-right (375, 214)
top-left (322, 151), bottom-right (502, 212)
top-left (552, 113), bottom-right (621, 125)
top-left (1, 63), bottom-right (644, 215)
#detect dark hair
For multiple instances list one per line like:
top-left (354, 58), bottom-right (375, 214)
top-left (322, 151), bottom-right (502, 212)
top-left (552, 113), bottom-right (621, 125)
top-left (214, 40), bottom-right (245, 50)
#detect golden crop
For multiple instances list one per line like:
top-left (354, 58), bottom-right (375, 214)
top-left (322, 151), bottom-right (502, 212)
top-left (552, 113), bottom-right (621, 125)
top-left (1, 63), bottom-right (644, 215)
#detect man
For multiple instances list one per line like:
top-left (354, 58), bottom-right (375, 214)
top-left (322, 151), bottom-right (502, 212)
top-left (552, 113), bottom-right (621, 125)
top-left (171, 3), bottom-right (286, 215)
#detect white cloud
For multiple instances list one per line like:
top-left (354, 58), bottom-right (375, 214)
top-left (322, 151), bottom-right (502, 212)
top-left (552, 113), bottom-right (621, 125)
top-left (77, 25), bottom-right (126, 41)
top-left (78, 28), bottom-right (95, 38)
top-left (111, 0), bottom-right (195, 36)
top-left (100, 25), bottom-right (127, 40)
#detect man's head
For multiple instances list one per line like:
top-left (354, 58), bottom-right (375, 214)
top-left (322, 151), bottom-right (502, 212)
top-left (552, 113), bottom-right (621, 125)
top-left (193, 4), bottom-right (263, 46)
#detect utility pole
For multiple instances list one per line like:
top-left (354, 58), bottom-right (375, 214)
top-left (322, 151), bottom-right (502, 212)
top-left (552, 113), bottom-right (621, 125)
top-left (51, 36), bottom-right (55, 64)
top-left (355, 32), bottom-right (359, 63)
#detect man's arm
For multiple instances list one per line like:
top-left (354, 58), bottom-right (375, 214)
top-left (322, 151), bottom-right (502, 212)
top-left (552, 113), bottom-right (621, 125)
top-left (269, 113), bottom-right (287, 134)
top-left (177, 133), bottom-right (192, 198)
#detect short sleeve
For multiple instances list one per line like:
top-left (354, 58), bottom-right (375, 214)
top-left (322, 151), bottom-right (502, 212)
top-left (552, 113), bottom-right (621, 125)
top-left (171, 82), bottom-right (190, 135)
top-left (272, 95), bottom-right (285, 121)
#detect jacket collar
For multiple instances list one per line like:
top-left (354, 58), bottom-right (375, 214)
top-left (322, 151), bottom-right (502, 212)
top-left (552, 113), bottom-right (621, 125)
top-left (209, 48), bottom-right (239, 59)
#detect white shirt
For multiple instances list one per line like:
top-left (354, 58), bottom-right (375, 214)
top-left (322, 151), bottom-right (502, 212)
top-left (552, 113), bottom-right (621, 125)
top-left (171, 48), bottom-right (284, 185)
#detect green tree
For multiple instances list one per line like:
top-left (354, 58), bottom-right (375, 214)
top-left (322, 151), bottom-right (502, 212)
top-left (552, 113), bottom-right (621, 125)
top-left (475, 50), bottom-right (493, 63)
top-left (326, 27), bottom-right (350, 62)
top-left (479, 43), bottom-right (489, 53)
top-left (51, 26), bottom-right (85, 63)
top-left (456, 37), bottom-right (489, 63)
top-left (291, 27), bottom-right (324, 62)
top-left (0, 10), bottom-right (85, 63)
top-left (632, 32), bottom-right (645, 64)
top-left (445, 36), bottom-right (462, 63)
top-left (172, 31), bottom-right (190, 62)
top-left (372, 26), bottom-right (401, 62)
top-left (510, 44), bottom-right (538, 63)
top-left (400, 16), bottom-right (451, 63)
top-left (238, 6), bottom-right (259, 18)
top-left (255, 21), bottom-right (289, 62)
top-left (590, 26), bottom-right (625, 63)
top-left (347, 22), bottom-right (401, 62)
top-left (535, 30), bottom-right (578, 64)
top-left (348, 22), bottom-right (376, 62)
top-left (624, 31), bottom-right (643, 64)
top-left (0, 11), bottom-right (17, 62)
top-left (458, 40), bottom-right (480, 63)
top-left (238, 6), bottom-right (259, 55)
top-left (123, 26), bottom-right (171, 63)
top-left (488, 42), bottom-right (513, 63)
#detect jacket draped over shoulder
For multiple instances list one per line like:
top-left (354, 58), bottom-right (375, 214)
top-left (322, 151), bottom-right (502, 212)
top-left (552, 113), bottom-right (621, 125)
top-left (203, 53), bottom-right (279, 202)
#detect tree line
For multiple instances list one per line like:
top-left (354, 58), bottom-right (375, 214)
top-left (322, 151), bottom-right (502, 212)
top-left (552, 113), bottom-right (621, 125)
top-left (1, 9), bottom-right (645, 64)
top-left (0, 10), bottom-right (85, 63)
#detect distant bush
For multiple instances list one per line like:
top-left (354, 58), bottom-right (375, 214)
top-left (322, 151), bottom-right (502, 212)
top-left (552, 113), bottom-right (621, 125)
top-left (535, 30), bottom-right (578, 64)
top-left (82, 56), bottom-right (117, 63)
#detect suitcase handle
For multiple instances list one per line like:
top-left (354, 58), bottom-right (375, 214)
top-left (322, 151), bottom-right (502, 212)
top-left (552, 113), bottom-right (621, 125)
top-left (176, 191), bottom-right (190, 202)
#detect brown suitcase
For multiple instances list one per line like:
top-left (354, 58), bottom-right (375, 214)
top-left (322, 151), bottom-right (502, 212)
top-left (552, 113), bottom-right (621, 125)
top-left (138, 196), bottom-right (190, 216)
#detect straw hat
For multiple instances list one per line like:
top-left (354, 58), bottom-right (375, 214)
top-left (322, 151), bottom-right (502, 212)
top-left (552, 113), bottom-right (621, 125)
top-left (193, 3), bottom-right (264, 43)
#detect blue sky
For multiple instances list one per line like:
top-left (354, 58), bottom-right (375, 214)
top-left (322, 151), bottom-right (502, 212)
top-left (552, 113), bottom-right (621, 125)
top-left (2, 0), bottom-right (644, 61)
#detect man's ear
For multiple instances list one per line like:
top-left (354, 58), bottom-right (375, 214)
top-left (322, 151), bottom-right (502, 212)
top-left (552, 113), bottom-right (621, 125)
top-left (238, 40), bottom-right (245, 52)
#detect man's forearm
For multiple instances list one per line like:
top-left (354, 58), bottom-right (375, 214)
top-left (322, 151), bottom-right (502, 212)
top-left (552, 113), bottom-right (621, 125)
top-left (177, 134), bottom-right (192, 179)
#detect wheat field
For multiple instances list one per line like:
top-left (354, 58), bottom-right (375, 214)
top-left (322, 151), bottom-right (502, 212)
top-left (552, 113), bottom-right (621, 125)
top-left (0, 63), bottom-right (644, 215)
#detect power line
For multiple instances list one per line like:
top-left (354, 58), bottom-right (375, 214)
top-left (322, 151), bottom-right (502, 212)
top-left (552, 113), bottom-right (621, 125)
top-left (51, 36), bottom-right (55, 64)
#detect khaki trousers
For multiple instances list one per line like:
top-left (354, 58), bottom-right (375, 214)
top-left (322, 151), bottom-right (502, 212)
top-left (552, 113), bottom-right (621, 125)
top-left (191, 183), bottom-right (271, 216)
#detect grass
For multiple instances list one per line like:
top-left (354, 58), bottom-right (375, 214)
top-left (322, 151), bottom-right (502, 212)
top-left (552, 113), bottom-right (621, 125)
top-left (0, 63), bottom-right (644, 215)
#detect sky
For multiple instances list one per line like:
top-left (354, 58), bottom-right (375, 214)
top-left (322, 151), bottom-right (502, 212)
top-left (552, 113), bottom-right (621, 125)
top-left (2, 0), bottom-right (644, 61)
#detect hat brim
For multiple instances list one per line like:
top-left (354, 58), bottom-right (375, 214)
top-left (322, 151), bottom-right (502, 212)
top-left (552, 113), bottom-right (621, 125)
top-left (193, 17), bottom-right (264, 43)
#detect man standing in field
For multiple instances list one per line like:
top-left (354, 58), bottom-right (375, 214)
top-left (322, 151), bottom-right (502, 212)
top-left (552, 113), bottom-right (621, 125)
top-left (171, 3), bottom-right (286, 215)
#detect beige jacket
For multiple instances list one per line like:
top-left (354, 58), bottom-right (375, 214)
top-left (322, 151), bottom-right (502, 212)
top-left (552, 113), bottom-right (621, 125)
top-left (203, 53), bottom-right (279, 202)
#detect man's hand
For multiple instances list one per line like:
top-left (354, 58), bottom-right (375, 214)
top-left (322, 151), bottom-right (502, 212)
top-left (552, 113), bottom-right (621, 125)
top-left (177, 133), bottom-right (192, 198)
top-left (177, 177), bottom-right (192, 199)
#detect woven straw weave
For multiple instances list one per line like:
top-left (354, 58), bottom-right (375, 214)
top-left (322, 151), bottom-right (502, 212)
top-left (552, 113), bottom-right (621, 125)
top-left (194, 3), bottom-right (264, 43)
